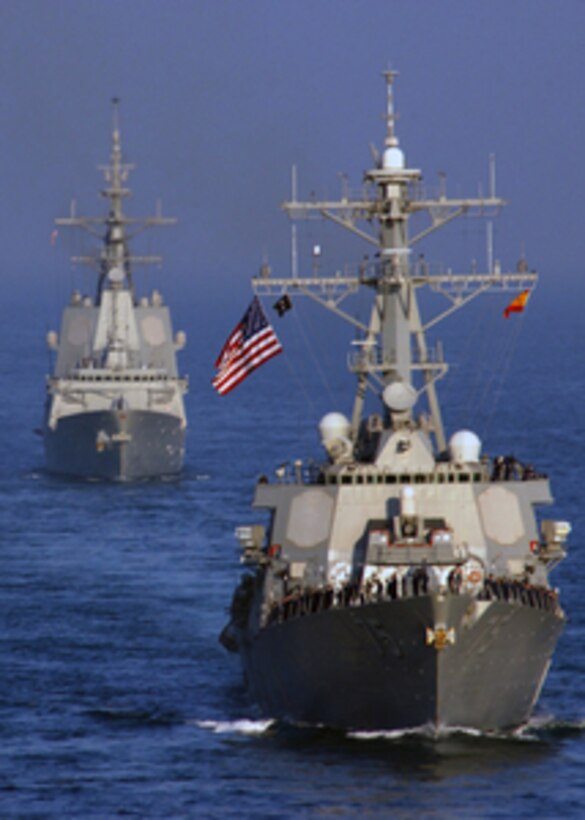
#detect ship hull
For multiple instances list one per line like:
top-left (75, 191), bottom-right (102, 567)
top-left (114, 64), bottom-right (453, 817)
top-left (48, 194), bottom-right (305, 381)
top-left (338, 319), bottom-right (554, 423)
top-left (236, 594), bottom-right (564, 732)
top-left (43, 408), bottom-right (185, 481)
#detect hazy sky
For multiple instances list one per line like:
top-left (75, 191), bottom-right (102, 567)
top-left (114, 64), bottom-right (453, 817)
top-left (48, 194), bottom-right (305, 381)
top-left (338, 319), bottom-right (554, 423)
top-left (1, 0), bottom-right (583, 318)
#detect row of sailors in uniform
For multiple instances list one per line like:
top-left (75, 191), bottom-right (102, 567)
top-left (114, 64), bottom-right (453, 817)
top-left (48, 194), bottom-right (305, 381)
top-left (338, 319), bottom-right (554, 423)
top-left (491, 455), bottom-right (544, 481)
top-left (479, 575), bottom-right (559, 611)
top-left (264, 569), bottom-right (559, 627)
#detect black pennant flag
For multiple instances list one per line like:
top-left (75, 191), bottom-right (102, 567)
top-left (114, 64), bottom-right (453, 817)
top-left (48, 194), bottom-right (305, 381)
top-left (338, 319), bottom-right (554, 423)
top-left (273, 294), bottom-right (292, 317)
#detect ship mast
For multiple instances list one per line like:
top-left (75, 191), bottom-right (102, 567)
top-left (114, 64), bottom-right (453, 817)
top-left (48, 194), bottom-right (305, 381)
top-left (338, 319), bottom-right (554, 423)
top-left (55, 98), bottom-right (176, 303)
top-left (252, 71), bottom-right (536, 454)
top-left (97, 97), bottom-right (135, 295)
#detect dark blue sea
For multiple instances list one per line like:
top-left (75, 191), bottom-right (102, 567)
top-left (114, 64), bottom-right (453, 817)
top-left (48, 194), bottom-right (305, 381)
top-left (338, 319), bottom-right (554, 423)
top-left (1, 279), bottom-right (584, 819)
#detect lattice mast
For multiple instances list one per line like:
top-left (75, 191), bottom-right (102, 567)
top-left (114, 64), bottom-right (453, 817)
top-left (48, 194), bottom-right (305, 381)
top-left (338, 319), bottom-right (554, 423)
top-left (253, 72), bottom-right (536, 453)
top-left (55, 98), bottom-right (176, 302)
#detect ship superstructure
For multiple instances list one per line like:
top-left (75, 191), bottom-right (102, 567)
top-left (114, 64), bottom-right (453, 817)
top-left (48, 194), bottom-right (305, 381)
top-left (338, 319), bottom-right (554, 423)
top-left (220, 72), bottom-right (570, 732)
top-left (43, 101), bottom-right (187, 480)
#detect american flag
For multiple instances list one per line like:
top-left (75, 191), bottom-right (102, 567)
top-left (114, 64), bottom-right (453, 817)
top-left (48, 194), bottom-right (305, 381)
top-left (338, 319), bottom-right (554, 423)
top-left (212, 296), bottom-right (283, 395)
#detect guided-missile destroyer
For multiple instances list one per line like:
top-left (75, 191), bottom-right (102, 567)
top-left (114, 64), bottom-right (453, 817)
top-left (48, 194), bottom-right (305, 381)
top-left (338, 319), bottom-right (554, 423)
top-left (43, 101), bottom-right (187, 481)
top-left (220, 72), bottom-right (570, 732)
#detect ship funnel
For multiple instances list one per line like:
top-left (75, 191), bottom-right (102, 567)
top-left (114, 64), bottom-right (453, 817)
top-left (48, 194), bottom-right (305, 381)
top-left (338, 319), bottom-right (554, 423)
top-left (449, 430), bottom-right (481, 464)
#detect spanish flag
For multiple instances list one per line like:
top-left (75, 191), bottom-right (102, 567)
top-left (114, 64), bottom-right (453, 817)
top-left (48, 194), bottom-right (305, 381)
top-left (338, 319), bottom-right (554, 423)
top-left (503, 289), bottom-right (531, 319)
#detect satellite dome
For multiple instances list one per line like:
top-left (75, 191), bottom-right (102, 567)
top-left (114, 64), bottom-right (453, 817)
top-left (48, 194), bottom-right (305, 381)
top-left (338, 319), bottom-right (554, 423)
top-left (383, 146), bottom-right (405, 170)
top-left (319, 412), bottom-right (351, 443)
top-left (383, 382), bottom-right (417, 412)
top-left (107, 266), bottom-right (125, 284)
top-left (449, 430), bottom-right (481, 464)
top-left (46, 330), bottom-right (59, 350)
top-left (174, 330), bottom-right (187, 350)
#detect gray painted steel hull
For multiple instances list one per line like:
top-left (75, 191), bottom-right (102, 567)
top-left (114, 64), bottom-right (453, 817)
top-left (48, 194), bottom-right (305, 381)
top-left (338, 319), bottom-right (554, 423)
top-left (43, 408), bottom-right (185, 481)
top-left (238, 594), bottom-right (564, 732)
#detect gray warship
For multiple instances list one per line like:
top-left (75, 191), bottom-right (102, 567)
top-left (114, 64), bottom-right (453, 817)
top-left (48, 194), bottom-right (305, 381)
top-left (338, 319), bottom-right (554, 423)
top-left (220, 71), bottom-right (570, 733)
top-left (43, 101), bottom-right (187, 481)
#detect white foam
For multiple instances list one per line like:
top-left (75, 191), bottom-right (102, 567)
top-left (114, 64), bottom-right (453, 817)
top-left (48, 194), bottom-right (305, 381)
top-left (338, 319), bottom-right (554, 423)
top-left (349, 723), bottom-right (437, 741)
top-left (349, 724), bottom-right (487, 741)
top-left (350, 717), bottom-right (585, 743)
top-left (195, 718), bottom-right (275, 736)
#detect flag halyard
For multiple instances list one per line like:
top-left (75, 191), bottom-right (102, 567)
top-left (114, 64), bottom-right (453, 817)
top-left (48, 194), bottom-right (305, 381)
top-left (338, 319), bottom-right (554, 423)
top-left (213, 296), bottom-right (283, 395)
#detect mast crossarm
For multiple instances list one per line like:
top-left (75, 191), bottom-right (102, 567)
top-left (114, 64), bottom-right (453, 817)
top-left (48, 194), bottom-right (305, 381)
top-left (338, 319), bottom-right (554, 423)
top-left (255, 278), bottom-right (369, 334)
top-left (420, 271), bottom-right (536, 310)
top-left (348, 349), bottom-right (447, 375)
top-left (252, 275), bottom-right (362, 309)
top-left (421, 273), bottom-right (537, 332)
top-left (283, 199), bottom-right (374, 215)
top-left (283, 195), bottom-right (505, 219)
top-left (54, 221), bottom-right (103, 239)
top-left (409, 196), bottom-right (506, 214)
top-left (299, 288), bottom-right (369, 333)
top-left (253, 275), bottom-right (360, 289)
top-left (320, 209), bottom-right (379, 247)
top-left (99, 162), bottom-right (136, 174)
top-left (409, 206), bottom-right (466, 245)
top-left (253, 271), bottom-right (535, 294)
top-left (423, 284), bottom-right (491, 331)
top-left (72, 255), bottom-right (163, 267)
top-left (139, 216), bottom-right (177, 226)
top-left (55, 216), bottom-right (176, 227)
top-left (55, 218), bottom-right (102, 226)
top-left (413, 272), bottom-right (537, 288)
top-left (55, 215), bottom-right (176, 247)
top-left (124, 218), bottom-right (177, 242)
top-left (101, 186), bottom-right (132, 199)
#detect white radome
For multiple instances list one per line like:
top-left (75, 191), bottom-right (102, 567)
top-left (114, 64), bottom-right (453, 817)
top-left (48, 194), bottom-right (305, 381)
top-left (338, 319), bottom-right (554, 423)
top-left (319, 412), bottom-right (351, 444)
top-left (449, 429), bottom-right (482, 463)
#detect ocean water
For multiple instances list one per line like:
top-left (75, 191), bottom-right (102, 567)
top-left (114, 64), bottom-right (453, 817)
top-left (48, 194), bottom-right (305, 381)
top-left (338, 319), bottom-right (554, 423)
top-left (1, 283), bottom-right (584, 819)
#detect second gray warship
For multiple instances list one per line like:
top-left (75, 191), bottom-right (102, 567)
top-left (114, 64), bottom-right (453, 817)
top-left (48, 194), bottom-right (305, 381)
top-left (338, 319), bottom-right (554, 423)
top-left (220, 72), bottom-right (570, 732)
top-left (43, 101), bottom-right (187, 481)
